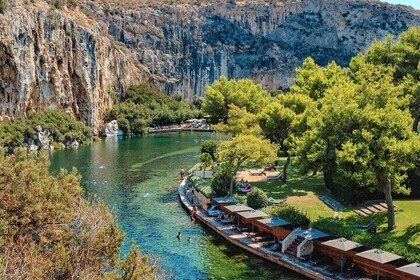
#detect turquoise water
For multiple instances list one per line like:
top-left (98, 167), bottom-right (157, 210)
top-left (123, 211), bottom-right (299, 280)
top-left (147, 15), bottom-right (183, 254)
top-left (49, 133), bottom-right (306, 280)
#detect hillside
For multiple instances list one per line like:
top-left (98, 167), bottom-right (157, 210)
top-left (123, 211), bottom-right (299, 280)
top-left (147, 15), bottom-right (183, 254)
top-left (0, 0), bottom-right (419, 132)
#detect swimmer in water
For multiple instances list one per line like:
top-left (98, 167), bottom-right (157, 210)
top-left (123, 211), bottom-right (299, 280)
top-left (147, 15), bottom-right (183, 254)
top-left (188, 236), bottom-right (192, 243)
top-left (177, 232), bottom-right (182, 240)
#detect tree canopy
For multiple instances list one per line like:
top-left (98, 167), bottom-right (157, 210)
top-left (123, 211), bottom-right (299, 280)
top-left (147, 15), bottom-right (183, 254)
top-left (0, 149), bottom-right (159, 279)
top-left (217, 134), bottom-right (278, 195)
top-left (295, 56), bottom-right (420, 229)
top-left (203, 76), bottom-right (271, 121)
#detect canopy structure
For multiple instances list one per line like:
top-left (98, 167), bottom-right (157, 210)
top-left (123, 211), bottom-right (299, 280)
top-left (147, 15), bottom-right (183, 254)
top-left (355, 249), bottom-right (402, 264)
top-left (213, 197), bottom-right (238, 205)
top-left (356, 249), bottom-right (402, 280)
top-left (322, 238), bottom-right (363, 252)
top-left (322, 238), bottom-right (363, 273)
top-left (257, 217), bottom-right (291, 228)
top-left (223, 204), bottom-right (253, 213)
top-left (237, 210), bottom-right (269, 220)
top-left (295, 228), bottom-right (330, 240)
top-left (396, 263), bottom-right (420, 277)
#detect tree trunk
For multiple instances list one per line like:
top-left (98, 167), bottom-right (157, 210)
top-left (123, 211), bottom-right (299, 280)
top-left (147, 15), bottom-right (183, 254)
top-left (413, 114), bottom-right (419, 132)
top-left (384, 177), bottom-right (396, 230)
top-left (229, 165), bottom-right (240, 196)
top-left (203, 165), bottom-right (206, 178)
top-left (229, 176), bottom-right (235, 197)
top-left (282, 156), bottom-right (291, 182)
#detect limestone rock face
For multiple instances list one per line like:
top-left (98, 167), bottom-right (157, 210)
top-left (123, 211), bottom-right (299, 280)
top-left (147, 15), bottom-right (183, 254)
top-left (0, 0), bottom-right (419, 132)
top-left (104, 120), bottom-right (123, 136)
top-left (35, 125), bottom-right (50, 149)
top-left (0, 0), bottom-right (150, 133)
top-left (98, 0), bottom-right (420, 97)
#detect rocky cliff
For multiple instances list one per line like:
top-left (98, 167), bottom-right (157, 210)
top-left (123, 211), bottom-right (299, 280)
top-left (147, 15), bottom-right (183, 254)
top-left (1, 0), bottom-right (419, 132)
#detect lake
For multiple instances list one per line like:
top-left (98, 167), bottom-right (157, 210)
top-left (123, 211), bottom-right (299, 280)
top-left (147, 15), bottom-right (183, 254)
top-left (49, 132), bottom-right (306, 280)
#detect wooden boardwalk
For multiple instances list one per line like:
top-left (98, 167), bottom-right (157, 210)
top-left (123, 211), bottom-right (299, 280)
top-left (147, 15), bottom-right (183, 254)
top-left (178, 181), bottom-right (354, 280)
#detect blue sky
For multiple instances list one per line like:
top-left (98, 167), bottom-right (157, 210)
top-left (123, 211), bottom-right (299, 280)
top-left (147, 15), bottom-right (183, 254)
top-left (380, 0), bottom-right (420, 10)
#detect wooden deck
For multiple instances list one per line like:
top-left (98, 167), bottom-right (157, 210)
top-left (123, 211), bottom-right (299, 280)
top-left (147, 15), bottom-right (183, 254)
top-left (178, 181), bottom-right (350, 280)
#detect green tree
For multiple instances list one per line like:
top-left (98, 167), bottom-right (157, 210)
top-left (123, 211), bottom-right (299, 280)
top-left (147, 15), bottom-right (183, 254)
top-left (199, 152), bottom-right (213, 177)
top-left (203, 76), bottom-right (271, 121)
top-left (200, 140), bottom-right (219, 161)
top-left (0, 149), bottom-right (159, 278)
top-left (290, 58), bottom-right (349, 101)
top-left (246, 187), bottom-right (269, 209)
top-left (213, 105), bottom-right (261, 136)
top-left (296, 60), bottom-right (420, 229)
top-left (210, 164), bottom-right (233, 197)
top-left (361, 27), bottom-right (420, 132)
top-left (216, 135), bottom-right (278, 196)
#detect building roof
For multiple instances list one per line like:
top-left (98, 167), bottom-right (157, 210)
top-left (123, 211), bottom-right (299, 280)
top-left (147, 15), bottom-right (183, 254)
top-left (295, 228), bottom-right (330, 240)
top-left (224, 204), bottom-right (253, 213)
top-left (396, 263), bottom-right (420, 277)
top-left (237, 210), bottom-right (269, 219)
top-left (257, 217), bottom-right (291, 228)
top-left (213, 196), bottom-right (239, 204)
top-left (355, 249), bottom-right (402, 264)
top-left (322, 238), bottom-right (363, 251)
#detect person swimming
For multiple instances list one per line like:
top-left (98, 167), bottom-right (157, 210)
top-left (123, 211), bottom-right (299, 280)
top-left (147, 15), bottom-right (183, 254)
top-left (188, 236), bottom-right (192, 243)
top-left (177, 232), bottom-right (182, 240)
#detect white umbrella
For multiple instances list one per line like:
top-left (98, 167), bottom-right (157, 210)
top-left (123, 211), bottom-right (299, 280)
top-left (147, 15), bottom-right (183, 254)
top-left (396, 263), bottom-right (420, 277)
top-left (355, 249), bottom-right (402, 280)
top-left (322, 238), bottom-right (363, 273)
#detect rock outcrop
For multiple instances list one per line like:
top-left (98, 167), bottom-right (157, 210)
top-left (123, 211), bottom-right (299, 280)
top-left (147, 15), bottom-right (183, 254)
top-left (1, 0), bottom-right (419, 132)
top-left (0, 0), bottom-right (151, 133)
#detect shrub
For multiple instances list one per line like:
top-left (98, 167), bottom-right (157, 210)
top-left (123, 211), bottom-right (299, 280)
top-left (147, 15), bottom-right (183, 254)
top-left (105, 84), bottom-right (200, 135)
top-left (200, 140), bottom-right (219, 160)
top-left (0, 110), bottom-right (92, 148)
top-left (189, 175), bottom-right (212, 198)
top-left (247, 187), bottom-right (269, 209)
top-left (0, 0), bottom-right (8, 13)
top-left (270, 205), bottom-right (310, 228)
top-left (210, 165), bottom-right (232, 197)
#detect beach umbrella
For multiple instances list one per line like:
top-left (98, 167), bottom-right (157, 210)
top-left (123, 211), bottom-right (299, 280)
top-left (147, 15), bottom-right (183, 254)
top-left (355, 249), bottom-right (402, 280)
top-left (396, 263), bottom-right (420, 277)
top-left (322, 238), bottom-right (362, 273)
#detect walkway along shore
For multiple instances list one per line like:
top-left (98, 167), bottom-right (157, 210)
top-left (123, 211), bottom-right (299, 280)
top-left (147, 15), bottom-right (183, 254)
top-left (177, 179), bottom-right (335, 280)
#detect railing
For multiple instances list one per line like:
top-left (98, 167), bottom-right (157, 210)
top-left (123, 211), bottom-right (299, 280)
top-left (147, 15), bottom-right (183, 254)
top-left (282, 227), bottom-right (301, 253)
top-left (297, 238), bottom-right (313, 258)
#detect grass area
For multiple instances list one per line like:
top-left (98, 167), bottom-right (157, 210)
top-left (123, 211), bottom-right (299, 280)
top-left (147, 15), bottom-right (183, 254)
top-left (241, 157), bottom-right (335, 220)
top-left (236, 157), bottom-right (419, 261)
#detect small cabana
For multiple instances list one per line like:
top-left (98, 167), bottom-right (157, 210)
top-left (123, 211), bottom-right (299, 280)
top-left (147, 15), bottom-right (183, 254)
top-left (354, 249), bottom-right (402, 280)
top-left (223, 204), bottom-right (253, 214)
top-left (212, 197), bottom-right (238, 208)
top-left (396, 263), bottom-right (420, 280)
top-left (237, 210), bottom-right (269, 229)
top-left (296, 228), bottom-right (330, 240)
top-left (254, 217), bottom-right (292, 241)
top-left (321, 238), bottom-right (363, 273)
top-left (222, 204), bottom-right (254, 226)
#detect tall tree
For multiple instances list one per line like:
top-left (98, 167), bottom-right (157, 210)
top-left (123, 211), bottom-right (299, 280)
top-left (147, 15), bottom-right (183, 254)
top-left (216, 135), bottom-right (278, 196)
top-left (361, 27), bottom-right (420, 132)
top-left (199, 152), bottom-right (213, 178)
top-left (203, 76), bottom-right (271, 121)
top-left (296, 59), bottom-right (420, 229)
top-left (290, 58), bottom-right (349, 101)
top-left (213, 105), bottom-right (261, 136)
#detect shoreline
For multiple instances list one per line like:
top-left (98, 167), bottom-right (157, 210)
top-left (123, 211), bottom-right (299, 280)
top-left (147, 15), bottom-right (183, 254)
top-left (177, 179), bottom-right (338, 280)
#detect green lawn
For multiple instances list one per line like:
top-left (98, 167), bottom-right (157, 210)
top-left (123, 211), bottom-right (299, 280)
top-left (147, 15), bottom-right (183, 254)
top-left (236, 157), bottom-right (420, 261)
